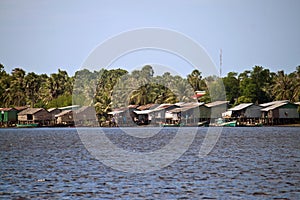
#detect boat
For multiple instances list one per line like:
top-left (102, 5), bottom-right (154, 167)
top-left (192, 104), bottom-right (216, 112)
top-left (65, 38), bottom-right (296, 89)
top-left (210, 118), bottom-right (237, 127)
top-left (16, 123), bottom-right (39, 128)
top-left (238, 122), bottom-right (263, 127)
top-left (221, 120), bottom-right (237, 127)
top-left (198, 121), bottom-right (209, 127)
top-left (160, 123), bottom-right (183, 127)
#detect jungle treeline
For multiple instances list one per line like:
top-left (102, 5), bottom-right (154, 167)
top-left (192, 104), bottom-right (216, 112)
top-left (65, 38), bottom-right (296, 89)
top-left (0, 63), bottom-right (299, 117)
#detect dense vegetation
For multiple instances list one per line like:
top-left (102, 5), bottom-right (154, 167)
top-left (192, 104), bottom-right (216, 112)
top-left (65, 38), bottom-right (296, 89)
top-left (1, 63), bottom-right (299, 117)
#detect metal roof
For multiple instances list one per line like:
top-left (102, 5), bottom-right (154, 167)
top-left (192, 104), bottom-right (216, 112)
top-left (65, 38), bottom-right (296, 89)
top-left (152, 104), bottom-right (175, 111)
top-left (59, 105), bottom-right (80, 110)
top-left (168, 102), bottom-right (203, 113)
top-left (229, 103), bottom-right (253, 111)
top-left (48, 108), bottom-right (60, 112)
top-left (108, 110), bottom-right (125, 115)
top-left (0, 108), bottom-right (16, 112)
top-left (18, 108), bottom-right (44, 115)
top-left (204, 101), bottom-right (228, 108)
top-left (14, 106), bottom-right (29, 111)
top-left (137, 104), bottom-right (159, 110)
top-left (134, 110), bottom-right (153, 114)
top-left (108, 107), bottom-right (128, 115)
top-left (261, 102), bottom-right (288, 111)
top-left (259, 100), bottom-right (289, 107)
top-left (55, 110), bottom-right (73, 117)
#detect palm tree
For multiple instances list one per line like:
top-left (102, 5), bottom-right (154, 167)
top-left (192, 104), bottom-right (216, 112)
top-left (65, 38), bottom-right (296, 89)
top-left (45, 69), bottom-right (72, 106)
top-left (291, 66), bottom-right (300, 102)
top-left (272, 71), bottom-right (294, 101)
top-left (24, 72), bottom-right (41, 107)
top-left (7, 68), bottom-right (26, 106)
top-left (187, 69), bottom-right (202, 92)
top-left (0, 64), bottom-right (10, 107)
top-left (173, 78), bottom-right (193, 102)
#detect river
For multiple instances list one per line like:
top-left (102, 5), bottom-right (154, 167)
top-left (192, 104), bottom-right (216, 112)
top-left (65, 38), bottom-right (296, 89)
top-left (0, 127), bottom-right (299, 199)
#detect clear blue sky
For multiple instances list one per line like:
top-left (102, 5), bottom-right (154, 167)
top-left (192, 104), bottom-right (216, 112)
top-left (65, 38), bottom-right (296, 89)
top-left (1, 0), bottom-right (299, 77)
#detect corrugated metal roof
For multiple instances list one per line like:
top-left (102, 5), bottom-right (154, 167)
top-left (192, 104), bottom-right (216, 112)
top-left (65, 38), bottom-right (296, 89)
top-left (48, 108), bottom-right (60, 112)
top-left (152, 104), bottom-right (175, 111)
top-left (259, 100), bottom-right (288, 107)
top-left (108, 110), bottom-right (126, 115)
top-left (59, 105), bottom-right (80, 110)
top-left (137, 104), bottom-right (159, 110)
top-left (55, 110), bottom-right (72, 117)
top-left (18, 108), bottom-right (44, 115)
top-left (168, 102), bottom-right (203, 113)
top-left (14, 106), bottom-right (29, 111)
top-left (261, 102), bottom-right (288, 111)
top-left (204, 101), bottom-right (228, 108)
top-left (0, 108), bottom-right (16, 112)
top-left (75, 106), bottom-right (92, 113)
top-left (168, 108), bottom-right (182, 113)
top-left (134, 110), bottom-right (153, 114)
top-left (128, 105), bottom-right (138, 108)
top-left (229, 103), bottom-right (253, 111)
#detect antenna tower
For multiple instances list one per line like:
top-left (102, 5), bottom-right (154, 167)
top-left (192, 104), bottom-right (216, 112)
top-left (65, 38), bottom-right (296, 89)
top-left (219, 49), bottom-right (222, 77)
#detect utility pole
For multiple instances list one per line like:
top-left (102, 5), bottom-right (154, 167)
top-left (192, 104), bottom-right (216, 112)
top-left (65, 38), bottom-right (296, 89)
top-left (220, 49), bottom-right (222, 77)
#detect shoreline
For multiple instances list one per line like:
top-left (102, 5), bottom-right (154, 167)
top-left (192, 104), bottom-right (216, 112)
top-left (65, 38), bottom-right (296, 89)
top-left (1, 124), bottom-right (300, 129)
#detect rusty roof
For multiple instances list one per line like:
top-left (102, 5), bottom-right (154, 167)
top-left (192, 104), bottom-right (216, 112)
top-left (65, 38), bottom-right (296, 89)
top-left (14, 106), bottom-right (30, 111)
top-left (137, 104), bottom-right (159, 110)
top-left (128, 105), bottom-right (139, 109)
top-left (0, 108), bottom-right (16, 112)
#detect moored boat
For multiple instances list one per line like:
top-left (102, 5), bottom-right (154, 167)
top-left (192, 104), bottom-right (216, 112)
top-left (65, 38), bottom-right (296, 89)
top-left (16, 123), bottom-right (39, 128)
top-left (210, 118), bottom-right (237, 127)
top-left (160, 123), bottom-right (183, 127)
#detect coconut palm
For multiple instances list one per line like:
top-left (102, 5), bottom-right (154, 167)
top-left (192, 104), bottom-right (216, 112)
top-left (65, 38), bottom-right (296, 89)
top-left (24, 72), bottom-right (42, 107)
top-left (7, 68), bottom-right (26, 106)
top-left (187, 69), bottom-right (203, 92)
top-left (272, 71), bottom-right (294, 101)
top-left (173, 78), bottom-right (193, 102)
top-left (291, 66), bottom-right (300, 102)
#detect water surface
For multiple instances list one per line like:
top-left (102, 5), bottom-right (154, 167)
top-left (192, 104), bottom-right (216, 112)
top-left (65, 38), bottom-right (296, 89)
top-left (0, 127), bottom-right (299, 199)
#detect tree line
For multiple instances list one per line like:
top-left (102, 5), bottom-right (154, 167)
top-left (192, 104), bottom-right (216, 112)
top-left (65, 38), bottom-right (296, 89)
top-left (1, 63), bottom-right (299, 119)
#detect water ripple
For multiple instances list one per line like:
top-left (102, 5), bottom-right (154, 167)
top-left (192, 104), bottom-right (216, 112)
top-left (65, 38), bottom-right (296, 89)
top-left (0, 127), bottom-right (299, 199)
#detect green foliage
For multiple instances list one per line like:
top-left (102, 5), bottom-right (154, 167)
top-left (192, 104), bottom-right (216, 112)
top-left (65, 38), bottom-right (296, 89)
top-left (129, 83), bottom-right (177, 105)
top-left (46, 94), bottom-right (72, 109)
top-left (0, 63), bottom-right (299, 119)
top-left (0, 65), bottom-right (74, 108)
top-left (222, 72), bottom-right (239, 104)
top-left (236, 96), bottom-right (252, 105)
top-left (94, 68), bottom-right (128, 117)
top-left (205, 76), bottom-right (226, 102)
top-left (238, 66), bottom-right (273, 104)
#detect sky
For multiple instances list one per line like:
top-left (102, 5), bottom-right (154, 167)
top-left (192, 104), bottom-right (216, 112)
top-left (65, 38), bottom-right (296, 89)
top-left (0, 0), bottom-right (299, 77)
